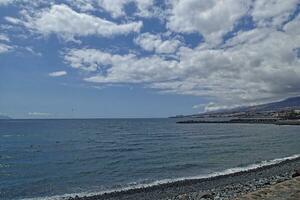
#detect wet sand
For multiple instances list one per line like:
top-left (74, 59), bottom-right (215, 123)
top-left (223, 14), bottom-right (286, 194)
top-left (67, 157), bottom-right (300, 200)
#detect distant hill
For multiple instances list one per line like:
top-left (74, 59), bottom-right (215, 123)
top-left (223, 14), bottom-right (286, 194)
top-left (0, 115), bottom-right (12, 119)
top-left (236, 96), bottom-right (300, 113)
top-left (175, 96), bottom-right (300, 118)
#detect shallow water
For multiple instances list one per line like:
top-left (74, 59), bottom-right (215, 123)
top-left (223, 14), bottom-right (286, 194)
top-left (0, 119), bottom-right (300, 199)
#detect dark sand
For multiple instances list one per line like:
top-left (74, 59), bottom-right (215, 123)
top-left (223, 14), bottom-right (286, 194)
top-left (67, 157), bottom-right (300, 200)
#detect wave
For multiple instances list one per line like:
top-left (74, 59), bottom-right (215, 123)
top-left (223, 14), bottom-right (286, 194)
top-left (22, 154), bottom-right (300, 200)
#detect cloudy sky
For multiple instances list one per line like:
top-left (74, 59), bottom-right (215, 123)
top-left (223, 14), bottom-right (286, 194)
top-left (0, 0), bottom-right (300, 118)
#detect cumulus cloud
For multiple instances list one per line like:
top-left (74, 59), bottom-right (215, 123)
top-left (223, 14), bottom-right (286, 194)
top-left (284, 14), bottom-right (300, 35)
top-left (167, 0), bottom-right (251, 45)
top-left (64, 48), bottom-right (179, 82)
top-left (65, 0), bottom-right (95, 11)
top-left (97, 0), bottom-right (155, 18)
top-left (252, 0), bottom-right (299, 27)
top-left (2, 0), bottom-right (300, 110)
top-left (64, 14), bottom-right (300, 106)
top-left (97, 0), bottom-right (129, 18)
top-left (134, 33), bottom-right (182, 54)
top-left (49, 71), bottom-right (67, 77)
top-left (62, 0), bottom-right (156, 17)
top-left (7, 4), bottom-right (143, 41)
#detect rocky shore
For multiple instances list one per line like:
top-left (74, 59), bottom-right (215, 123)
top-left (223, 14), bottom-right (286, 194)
top-left (238, 176), bottom-right (300, 200)
top-left (67, 157), bottom-right (300, 200)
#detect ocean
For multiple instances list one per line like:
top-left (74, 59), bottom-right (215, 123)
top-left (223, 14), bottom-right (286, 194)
top-left (0, 119), bottom-right (299, 199)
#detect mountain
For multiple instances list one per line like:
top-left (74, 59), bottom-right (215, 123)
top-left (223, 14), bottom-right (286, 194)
top-left (174, 96), bottom-right (300, 118)
top-left (0, 115), bottom-right (12, 120)
top-left (236, 96), bottom-right (300, 113)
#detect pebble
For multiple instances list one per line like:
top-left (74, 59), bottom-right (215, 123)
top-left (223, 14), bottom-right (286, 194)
top-left (292, 168), bottom-right (300, 177)
top-left (67, 162), bottom-right (300, 200)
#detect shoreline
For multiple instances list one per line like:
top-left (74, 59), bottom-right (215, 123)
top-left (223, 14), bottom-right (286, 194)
top-left (66, 155), bottom-right (300, 200)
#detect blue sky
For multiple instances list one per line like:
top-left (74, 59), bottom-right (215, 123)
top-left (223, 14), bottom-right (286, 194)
top-left (0, 0), bottom-right (300, 118)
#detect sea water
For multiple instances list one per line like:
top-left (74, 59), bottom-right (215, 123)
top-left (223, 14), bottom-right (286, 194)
top-left (0, 119), bottom-right (299, 199)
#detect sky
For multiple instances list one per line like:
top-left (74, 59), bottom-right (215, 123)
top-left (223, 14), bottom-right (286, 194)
top-left (0, 0), bottom-right (300, 119)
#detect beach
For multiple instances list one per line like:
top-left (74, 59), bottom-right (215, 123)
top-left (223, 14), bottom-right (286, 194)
top-left (67, 157), bottom-right (300, 200)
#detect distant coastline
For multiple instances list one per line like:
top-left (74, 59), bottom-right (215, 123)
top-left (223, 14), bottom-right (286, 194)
top-left (172, 96), bottom-right (300, 126)
top-left (176, 118), bottom-right (300, 125)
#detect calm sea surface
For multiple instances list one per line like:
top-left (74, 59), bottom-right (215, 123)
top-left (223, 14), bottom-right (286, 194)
top-left (0, 119), bottom-right (300, 199)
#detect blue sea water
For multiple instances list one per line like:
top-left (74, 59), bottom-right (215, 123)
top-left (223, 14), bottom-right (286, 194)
top-left (0, 119), bottom-right (300, 199)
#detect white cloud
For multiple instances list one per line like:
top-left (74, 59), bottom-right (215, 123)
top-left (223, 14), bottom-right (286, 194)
top-left (192, 104), bottom-right (205, 109)
top-left (97, 0), bottom-right (155, 18)
top-left (0, 0), bottom-right (52, 7)
top-left (203, 102), bottom-right (240, 112)
top-left (66, 0), bottom-right (95, 11)
top-left (23, 47), bottom-right (42, 56)
top-left (133, 0), bottom-right (156, 18)
top-left (64, 14), bottom-right (300, 106)
top-left (65, 48), bottom-right (179, 82)
top-left (49, 71), bottom-right (67, 77)
top-left (7, 4), bottom-right (143, 41)
top-left (5, 16), bottom-right (21, 24)
top-left (97, 0), bottom-right (128, 18)
top-left (28, 112), bottom-right (51, 116)
top-left (135, 33), bottom-right (181, 54)
top-left (167, 0), bottom-right (251, 45)
top-left (0, 34), bottom-right (12, 53)
top-left (0, 0), bottom-right (13, 5)
top-left (2, 0), bottom-right (300, 110)
top-left (0, 34), bottom-right (10, 42)
top-left (0, 33), bottom-right (12, 53)
top-left (0, 43), bottom-right (12, 53)
top-left (284, 14), bottom-right (300, 36)
top-left (252, 0), bottom-right (299, 27)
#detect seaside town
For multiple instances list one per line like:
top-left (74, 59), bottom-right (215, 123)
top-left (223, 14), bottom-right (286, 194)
top-left (174, 97), bottom-right (300, 125)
